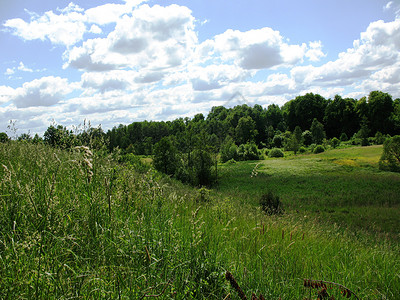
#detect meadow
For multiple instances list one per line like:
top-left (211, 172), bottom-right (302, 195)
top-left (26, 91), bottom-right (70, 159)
top-left (216, 145), bottom-right (400, 239)
top-left (1, 142), bottom-right (399, 299)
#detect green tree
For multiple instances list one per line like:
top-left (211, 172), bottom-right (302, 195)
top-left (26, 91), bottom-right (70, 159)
top-left (0, 132), bottom-right (9, 143)
top-left (235, 116), bottom-right (258, 145)
top-left (310, 118), bottom-right (326, 144)
top-left (44, 125), bottom-right (74, 149)
top-left (219, 136), bottom-right (237, 163)
top-left (192, 148), bottom-right (213, 186)
top-left (153, 137), bottom-right (178, 175)
top-left (368, 91), bottom-right (394, 135)
top-left (379, 135), bottom-right (400, 172)
top-left (302, 130), bottom-right (313, 146)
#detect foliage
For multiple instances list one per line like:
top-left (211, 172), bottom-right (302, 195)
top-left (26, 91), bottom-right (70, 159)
top-left (43, 124), bottom-right (75, 149)
top-left (313, 145), bottom-right (325, 154)
top-left (379, 135), bottom-right (400, 172)
top-left (220, 136), bottom-right (237, 163)
top-left (302, 130), bottom-right (313, 146)
top-left (0, 132), bottom-right (9, 143)
top-left (259, 191), bottom-right (283, 215)
top-left (310, 118), bottom-right (326, 144)
top-left (272, 134), bottom-right (284, 148)
top-left (269, 148), bottom-right (284, 158)
top-left (374, 131), bottom-right (385, 145)
top-left (340, 132), bottom-right (348, 141)
top-left (153, 137), bottom-right (178, 175)
top-left (237, 142), bottom-right (261, 161)
top-left (299, 146), bottom-right (307, 153)
top-left (191, 148), bottom-right (214, 186)
top-left (330, 137), bottom-right (340, 148)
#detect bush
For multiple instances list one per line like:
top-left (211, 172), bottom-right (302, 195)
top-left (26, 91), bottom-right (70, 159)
top-left (220, 136), bottom-right (237, 163)
top-left (237, 143), bottom-right (261, 161)
top-left (375, 131), bottom-right (385, 145)
top-left (268, 148), bottom-right (284, 158)
top-left (272, 135), bottom-right (284, 148)
top-left (340, 132), bottom-right (348, 141)
top-left (259, 191), bottom-right (283, 215)
top-left (331, 137), bottom-right (340, 148)
top-left (379, 135), bottom-right (400, 172)
top-left (313, 145), bottom-right (325, 154)
top-left (298, 146), bottom-right (306, 154)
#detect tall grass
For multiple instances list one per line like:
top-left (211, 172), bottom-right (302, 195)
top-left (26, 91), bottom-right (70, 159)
top-left (1, 142), bottom-right (399, 298)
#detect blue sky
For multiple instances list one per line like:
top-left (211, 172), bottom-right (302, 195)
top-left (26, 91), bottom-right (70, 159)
top-left (1, 0), bottom-right (400, 135)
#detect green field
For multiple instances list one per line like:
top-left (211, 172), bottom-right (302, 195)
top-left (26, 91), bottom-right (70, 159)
top-left (216, 145), bottom-right (400, 239)
top-left (1, 142), bottom-right (399, 299)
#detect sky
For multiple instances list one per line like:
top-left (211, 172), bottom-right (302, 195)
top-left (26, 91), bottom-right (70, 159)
top-left (1, 0), bottom-right (400, 136)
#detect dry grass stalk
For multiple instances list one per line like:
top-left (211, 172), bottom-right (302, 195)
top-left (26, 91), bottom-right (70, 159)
top-left (225, 271), bottom-right (247, 300)
top-left (303, 279), bottom-right (359, 299)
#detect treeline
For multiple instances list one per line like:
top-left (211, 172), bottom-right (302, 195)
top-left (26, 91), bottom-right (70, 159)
top-left (106, 91), bottom-right (399, 154)
top-left (2, 91), bottom-right (400, 184)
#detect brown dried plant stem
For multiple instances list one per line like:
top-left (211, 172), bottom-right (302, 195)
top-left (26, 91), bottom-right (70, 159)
top-left (304, 279), bottom-right (360, 300)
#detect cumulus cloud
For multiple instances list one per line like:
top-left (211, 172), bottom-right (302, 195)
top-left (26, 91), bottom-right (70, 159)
top-left (11, 76), bottom-right (73, 108)
top-left (291, 18), bottom-right (400, 89)
top-left (81, 71), bottom-right (133, 93)
top-left (206, 27), bottom-right (307, 70)
top-left (4, 4), bottom-right (87, 46)
top-left (66, 4), bottom-right (197, 71)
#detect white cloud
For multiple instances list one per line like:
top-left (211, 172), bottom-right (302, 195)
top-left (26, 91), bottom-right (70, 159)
top-left (291, 18), bottom-right (400, 89)
top-left (80, 70), bottom-right (134, 93)
top-left (4, 5), bottom-right (87, 46)
top-left (305, 41), bottom-right (326, 62)
top-left (0, 86), bottom-right (16, 104)
top-left (66, 4), bottom-right (197, 72)
top-left (207, 27), bottom-right (307, 70)
top-left (89, 24), bottom-right (102, 34)
top-left (17, 62), bottom-right (33, 72)
top-left (11, 76), bottom-right (74, 108)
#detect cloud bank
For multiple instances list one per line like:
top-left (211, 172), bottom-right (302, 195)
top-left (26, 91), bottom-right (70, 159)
top-left (1, 1), bottom-right (400, 134)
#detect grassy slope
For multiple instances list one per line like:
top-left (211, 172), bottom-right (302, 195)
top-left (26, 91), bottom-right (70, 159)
top-left (216, 145), bottom-right (400, 239)
top-left (0, 142), bottom-right (399, 299)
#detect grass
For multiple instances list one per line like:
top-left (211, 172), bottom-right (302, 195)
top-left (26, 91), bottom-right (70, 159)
top-left (1, 142), bottom-right (399, 299)
top-left (216, 145), bottom-right (400, 240)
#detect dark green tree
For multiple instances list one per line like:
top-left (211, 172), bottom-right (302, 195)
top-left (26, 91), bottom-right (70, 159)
top-left (235, 116), bottom-right (258, 145)
top-left (310, 118), bottom-right (326, 144)
top-left (379, 135), bottom-right (400, 172)
top-left (0, 132), bottom-right (9, 143)
top-left (44, 125), bottom-right (74, 149)
top-left (368, 91), bottom-right (394, 135)
top-left (153, 137), bottom-right (178, 176)
top-left (191, 148), bottom-right (213, 186)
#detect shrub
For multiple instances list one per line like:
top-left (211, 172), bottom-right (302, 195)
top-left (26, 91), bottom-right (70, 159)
top-left (272, 135), bottom-right (284, 148)
top-left (331, 137), bottom-right (340, 148)
top-left (340, 132), bottom-right (349, 141)
top-left (237, 143), bottom-right (261, 161)
top-left (0, 132), bottom-right (9, 143)
top-left (313, 145), bottom-right (325, 154)
top-left (298, 146), bottom-right (306, 154)
top-left (379, 135), bottom-right (400, 172)
top-left (268, 148), bottom-right (284, 158)
top-left (375, 131), bottom-right (385, 144)
top-left (302, 130), bottom-right (313, 146)
top-left (220, 136), bottom-right (237, 163)
top-left (259, 191), bottom-right (283, 215)
top-left (196, 187), bottom-right (211, 202)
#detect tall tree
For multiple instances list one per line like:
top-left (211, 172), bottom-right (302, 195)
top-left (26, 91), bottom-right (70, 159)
top-left (310, 118), bottom-right (326, 144)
